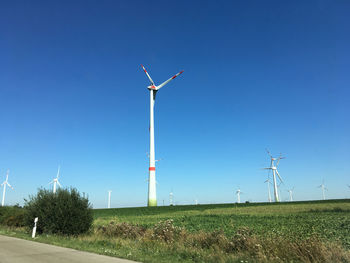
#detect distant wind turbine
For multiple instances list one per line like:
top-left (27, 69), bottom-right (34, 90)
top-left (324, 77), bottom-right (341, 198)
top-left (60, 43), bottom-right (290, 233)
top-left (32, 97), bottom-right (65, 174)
top-left (169, 190), bottom-right (174, 206)
top-left (318, 180), bottom-right (327, 200)
top-left (236, 187), bottom-right (243, 203)
top-left (264, 178), bottom-right (272, 203)
top-left (287, 188), bottom-right (294, 201)
top-left (1, 170), bottom-right (14, 206)
top-left (262, 149), bottom-right (285, 202)
top-left (278, 182), bottom-right (283, 202)
top-left (49, 166), bottom-right (62, 194)
top-left (108, 190), bottom-right (112, 209)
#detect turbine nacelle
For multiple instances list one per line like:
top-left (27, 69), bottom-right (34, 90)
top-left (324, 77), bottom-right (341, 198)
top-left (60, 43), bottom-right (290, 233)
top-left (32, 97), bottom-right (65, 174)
top-left (147, 85), bottom-right (157, 90)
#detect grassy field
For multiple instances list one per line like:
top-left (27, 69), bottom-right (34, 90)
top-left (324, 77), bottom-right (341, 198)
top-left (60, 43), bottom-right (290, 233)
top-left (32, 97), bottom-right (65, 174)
top-left (94, 199), bottom-right (350, 249)
top-left (1, 199), bottom-right (349, 262)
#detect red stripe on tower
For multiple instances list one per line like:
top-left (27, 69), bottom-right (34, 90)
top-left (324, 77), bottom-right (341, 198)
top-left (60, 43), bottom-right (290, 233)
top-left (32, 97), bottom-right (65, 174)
top-left (149, 167), bottom-right (155, 171)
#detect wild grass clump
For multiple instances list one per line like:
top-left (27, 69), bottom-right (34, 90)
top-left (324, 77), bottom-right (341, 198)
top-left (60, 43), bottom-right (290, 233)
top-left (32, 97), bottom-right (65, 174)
top-left (24, 188), bottom-right (93, 235)
top-left (97, 221), bottom-right (146, 239)
top-left (151, 219), bottom-right (183, 243)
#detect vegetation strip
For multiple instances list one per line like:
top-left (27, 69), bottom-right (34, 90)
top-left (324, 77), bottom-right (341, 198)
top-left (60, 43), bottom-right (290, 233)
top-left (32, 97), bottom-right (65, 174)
top-left (0, 199), bottom-right (349, 262)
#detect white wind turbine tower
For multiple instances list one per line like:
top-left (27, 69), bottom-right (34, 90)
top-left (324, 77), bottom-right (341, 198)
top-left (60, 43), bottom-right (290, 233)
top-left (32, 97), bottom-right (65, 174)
top-left (264, 178), bottom-right (272, 203)
top-left (142, 65), bottom-right (184, 206)
top-left (107, 190), bottom-right (112, 209)
top-left (49, 166), bottom-right (62, 194)
top-left (287, 188), bottom-right (294, 201)
top-left (262, 150), bottom-right (285, 202)
top-left (236, 187), bottom-right (243, 203)
top-left (1, 170), bottom-right (14, 206)
top-left (318, 180), bottom-right (327, 200)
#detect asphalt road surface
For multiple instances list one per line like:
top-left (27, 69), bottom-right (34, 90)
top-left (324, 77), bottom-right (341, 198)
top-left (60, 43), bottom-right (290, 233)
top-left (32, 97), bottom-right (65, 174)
top-left (0, 235), bottom-right (138, 263)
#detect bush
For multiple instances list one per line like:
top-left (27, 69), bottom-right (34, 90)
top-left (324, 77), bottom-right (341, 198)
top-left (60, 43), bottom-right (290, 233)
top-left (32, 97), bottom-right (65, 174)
top-left (24, 188), bottom-right (93, 235)
top-left (0, 206), bottom-right (26, 227)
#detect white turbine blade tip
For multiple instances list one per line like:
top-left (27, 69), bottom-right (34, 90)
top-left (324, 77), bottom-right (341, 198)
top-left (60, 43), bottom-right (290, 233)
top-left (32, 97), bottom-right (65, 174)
top-left (141, 64), bottom-right (154, 85)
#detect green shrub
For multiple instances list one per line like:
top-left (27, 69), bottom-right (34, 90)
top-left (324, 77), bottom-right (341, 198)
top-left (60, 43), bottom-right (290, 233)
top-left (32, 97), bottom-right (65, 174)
top-left (24, 188), bottom-right (93, 235)
top-left (0, 206), bottom-right (26, 227)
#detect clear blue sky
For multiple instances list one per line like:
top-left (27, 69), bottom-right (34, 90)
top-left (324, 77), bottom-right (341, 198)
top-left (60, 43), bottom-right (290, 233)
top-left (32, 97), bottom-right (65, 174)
top-left (1, 0), bottom-right (349, 207)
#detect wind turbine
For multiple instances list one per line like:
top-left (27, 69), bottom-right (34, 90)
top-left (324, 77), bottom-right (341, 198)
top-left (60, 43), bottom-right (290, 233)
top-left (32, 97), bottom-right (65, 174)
top-left (107, 190), bottom-right (112, 209)
top-left (49, 166), bottom-right (62, 194)
top-left (1, 170), bottom-right (14, 206)
top-left (264, 178), bottom-right (272, 203)
top-left (236, 187), bottom-right (243, 203)
top-left (287, 188), bottom-right (294, 201)
top-left (278, 182), bottom-right (283, 202)
top-left (318, 180), bottom-right (327, 200)
top-left (169, 190), bottom-right (174, 206)
top-left (262, 149), bottom-right (285, 202)
top-left (142, 65), bottom-right (184, 206)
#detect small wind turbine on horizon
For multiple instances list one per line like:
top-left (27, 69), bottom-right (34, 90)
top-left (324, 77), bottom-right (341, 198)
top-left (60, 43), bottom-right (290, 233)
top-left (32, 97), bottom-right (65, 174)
top-left (1, 170), bottom-right (14, 206)
top-left (169, 190), bottom-right (174, 206)
top-left (262, 149), bottom-right (285, 202)
top-left (49, 166), bottom-right (62, 194)
top-left (278, 182), bottom-right (283, 202)
top-left (236, 187), bottom-right (243, 203)
top-left (142, 65), bottom-right (184, 207)
top-left (318, 180), bottom-right (328, 200)
top-left (287, 188), bottom-right (294, 201)
top-left (264, 178), bottom-right (272, 203)
top-left (107, 190), bottom-right (112, 209)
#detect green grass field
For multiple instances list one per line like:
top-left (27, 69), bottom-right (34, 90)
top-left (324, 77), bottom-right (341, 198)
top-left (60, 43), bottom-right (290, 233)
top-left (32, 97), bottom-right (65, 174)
top-left (1, 199), bottom-right (349, 262)
top-left (94, 199), bottom-right (350, 249)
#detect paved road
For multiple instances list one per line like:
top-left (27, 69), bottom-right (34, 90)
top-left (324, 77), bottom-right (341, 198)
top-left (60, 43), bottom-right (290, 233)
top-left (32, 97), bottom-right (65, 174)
top-left (0, 235), bottom-right (138, 263)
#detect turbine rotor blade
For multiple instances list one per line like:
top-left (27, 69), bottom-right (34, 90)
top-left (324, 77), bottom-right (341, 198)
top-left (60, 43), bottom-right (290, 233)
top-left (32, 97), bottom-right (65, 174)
top-left (57, 166), bottom-right (60, 179)
top-left (6, 169), bottom-right (9, 181)
top-left (7, 183), bottom-right (14, 190)
top-left (141, 65), bottom-right (154, 85)
top-left (57, 181), bottom-right (62, 187)
top-left (275, 170), bottom-right (283, 183)
top-left (156, 70), bottom-right (184, 90)
top-left (276, 156), bottom-right (285, 167)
